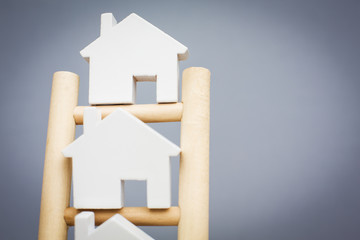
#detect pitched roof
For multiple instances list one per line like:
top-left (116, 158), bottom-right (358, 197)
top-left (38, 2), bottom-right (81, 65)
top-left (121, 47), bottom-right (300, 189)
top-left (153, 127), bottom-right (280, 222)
top-left (80, 13), bottom-right (188, 61)
top-left (76, 212), bottom-right (154, 240)
top-left (62, 108), bottom-right (180, 157)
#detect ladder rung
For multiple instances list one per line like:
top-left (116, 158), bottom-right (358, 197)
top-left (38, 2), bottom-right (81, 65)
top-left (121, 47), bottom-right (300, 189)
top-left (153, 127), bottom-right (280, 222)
top-left (64, 206), bottom-right (180, 226)
top-left (74, 103), bottom-right (183, 125)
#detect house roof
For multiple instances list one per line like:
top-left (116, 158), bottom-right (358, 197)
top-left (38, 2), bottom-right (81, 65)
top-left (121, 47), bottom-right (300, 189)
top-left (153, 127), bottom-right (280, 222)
top-left (76, 212), bottom-right (154, 240)
top-left (80, 13), bottom-right (188, 62)
top-left (62, 108), bottom-right (180, 157)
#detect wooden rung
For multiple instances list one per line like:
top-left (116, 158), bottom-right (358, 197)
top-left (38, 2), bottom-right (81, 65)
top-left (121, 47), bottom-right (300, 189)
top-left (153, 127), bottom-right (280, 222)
top-left (64, 207), bottom-right (180, 226)
top-left (74, 103), bottom-right (183, 125)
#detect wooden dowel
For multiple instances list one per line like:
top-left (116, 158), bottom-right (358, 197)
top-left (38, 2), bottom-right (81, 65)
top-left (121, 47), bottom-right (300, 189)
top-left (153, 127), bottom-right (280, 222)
top-left (38, 71), bottom-right (79, 240)
top-left (64, 207), bottom-right (180, 226)
top-left (73, 103), bottom-right (183, 125)
top-left (178, 67), bottom-right (210, 240)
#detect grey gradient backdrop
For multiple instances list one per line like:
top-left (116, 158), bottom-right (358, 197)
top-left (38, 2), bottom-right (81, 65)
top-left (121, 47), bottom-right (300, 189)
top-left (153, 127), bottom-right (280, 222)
top-left (1, 0), bottom-right (360, 239)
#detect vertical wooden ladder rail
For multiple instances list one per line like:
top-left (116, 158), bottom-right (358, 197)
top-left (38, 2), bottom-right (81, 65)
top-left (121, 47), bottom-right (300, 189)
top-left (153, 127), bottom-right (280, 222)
top-left (38, 71), bottom-right (79, 240)
top-left (178, 67), bottom-right (210, 240)
top-left (38, 67), bottom-right (210, 240)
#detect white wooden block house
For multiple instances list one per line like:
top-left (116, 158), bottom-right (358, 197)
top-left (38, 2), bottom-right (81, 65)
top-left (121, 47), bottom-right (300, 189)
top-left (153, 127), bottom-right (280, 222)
top-left (81, 13), bottom-right (189, 105)
top-left (62, 107), bottom-right (180, 209)
top-left (75, 212), bottom-right (154, 240)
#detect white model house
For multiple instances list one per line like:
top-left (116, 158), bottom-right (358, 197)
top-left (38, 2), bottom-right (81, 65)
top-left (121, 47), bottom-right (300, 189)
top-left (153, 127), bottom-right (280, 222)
top-left (81, 13), bottom-right (189, 105)
top-left (62, 107), bottom-right (180, 209)
top-left (75, 212), bottom-right (154, 240)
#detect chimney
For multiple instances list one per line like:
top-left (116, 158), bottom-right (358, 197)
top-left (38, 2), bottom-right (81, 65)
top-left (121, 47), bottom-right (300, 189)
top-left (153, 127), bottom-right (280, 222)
top-left (101, 13), bottom-right (117, 35)
top-left (75, 212), bottom-right (95, 239)
top-left (83, 107), bottom-right (102, 134)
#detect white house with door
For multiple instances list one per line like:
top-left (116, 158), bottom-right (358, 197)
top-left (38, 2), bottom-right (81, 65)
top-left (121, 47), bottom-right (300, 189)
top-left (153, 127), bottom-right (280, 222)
top-left (81, 13), bottom-right (189, 105)
top-left (62, 107), bottom-right (180, 209)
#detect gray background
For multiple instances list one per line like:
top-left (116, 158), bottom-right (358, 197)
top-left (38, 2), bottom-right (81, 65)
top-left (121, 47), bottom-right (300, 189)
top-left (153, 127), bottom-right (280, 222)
top-left (1, 0), bottom-right (359, 239)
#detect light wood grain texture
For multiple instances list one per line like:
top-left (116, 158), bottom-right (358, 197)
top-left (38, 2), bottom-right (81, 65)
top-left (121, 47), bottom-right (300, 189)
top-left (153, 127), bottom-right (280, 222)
top-left (64, 207), bottom-right (180, 226)
top-left (39, 67), bottom-right (210, 239)
top-left (178, 67), bottom-right (210, 240)
top-left (74, 103), bottom-right (183, 125)
top-left (38, 71), bottom-right (79, 240)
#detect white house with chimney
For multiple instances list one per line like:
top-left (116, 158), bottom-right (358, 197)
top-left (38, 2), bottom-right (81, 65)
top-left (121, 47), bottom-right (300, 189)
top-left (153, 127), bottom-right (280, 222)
top-left (62, 107), bottom-right (180, 209)
top-left (81, 13), bottom-right (188, 105)
top-left (75, 212), bottom-right (154, 240)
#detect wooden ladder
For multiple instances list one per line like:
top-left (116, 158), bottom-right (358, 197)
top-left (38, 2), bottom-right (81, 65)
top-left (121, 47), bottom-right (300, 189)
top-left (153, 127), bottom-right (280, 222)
top-left (38, 67), bottom-right (210, 240)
